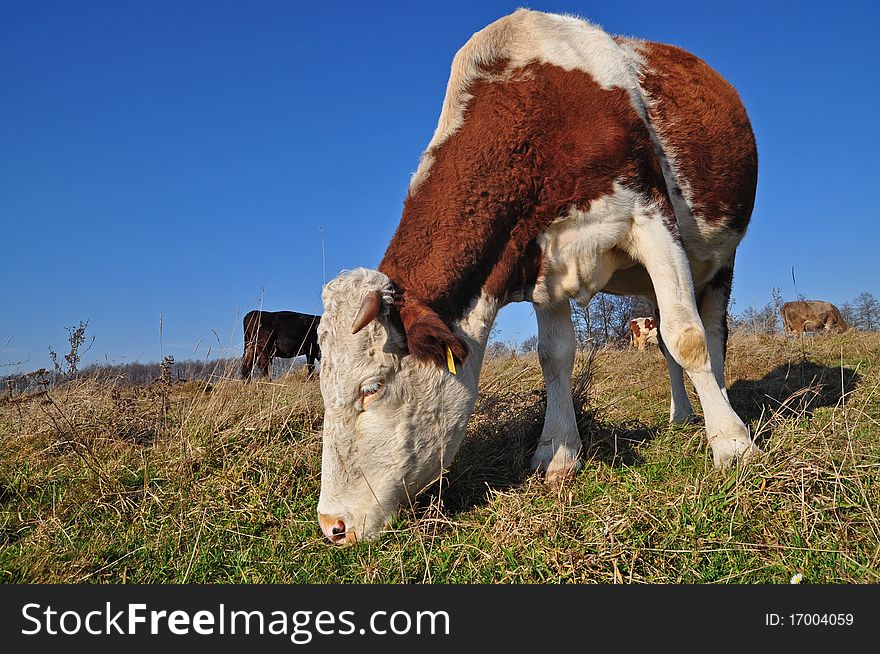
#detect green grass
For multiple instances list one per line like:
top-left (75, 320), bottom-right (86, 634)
top-left (2, 331), bottom-right (879, 583)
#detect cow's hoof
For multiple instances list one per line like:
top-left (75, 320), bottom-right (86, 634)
top-left (670, 412), bottom-right (697, 425)
top-left (711, 437), bottom-right (763, 469)
top-left (530, 442), bottom-right (582, 483)
top-left (545, 463), bottom-right (582, 487)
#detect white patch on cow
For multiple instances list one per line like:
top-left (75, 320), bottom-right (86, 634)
top-left (317, 269), bottom-right (498, 541)
top-left (532, 182), bottom-right (642, 307)
top-left (409, 9), bottom-right (647, 192)
top-left (661, 345), bottom-right (696, 423)
top-left (628, 209), bottom-right (757, 466)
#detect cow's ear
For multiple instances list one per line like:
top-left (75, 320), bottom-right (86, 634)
top-left (399, 300), bottom-right (468, 368)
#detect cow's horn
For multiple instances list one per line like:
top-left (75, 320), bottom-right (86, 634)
top-left (351, 291), bottom-right (382, 334)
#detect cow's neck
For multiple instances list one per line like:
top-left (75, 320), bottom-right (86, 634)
top-left (379, 172), bottom-right (537, 368)
top-left (454, 293), bottom-right (499, 374)
top-left (430, 294), bottom-right (500, 457)
top-left (377, 78), bottom-right (547, 330)
top-left (378, 199), bottom-right (537, 327)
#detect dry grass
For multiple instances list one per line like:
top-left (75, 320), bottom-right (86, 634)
top-left (1, 332), bottom-right (878, 583)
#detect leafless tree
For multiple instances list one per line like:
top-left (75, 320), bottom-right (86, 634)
top-left (852, 292), bottom-right (879, 331)
top-left (519, 334), bottom-right (539, 353)
top-left (731, 286), bottom-right (783, 334)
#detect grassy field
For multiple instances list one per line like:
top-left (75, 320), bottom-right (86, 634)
top-left (2, 331), bottom-right (878, 583)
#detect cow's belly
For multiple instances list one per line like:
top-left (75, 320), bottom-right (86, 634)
top-left (530, 187), bottom-right (740, 306)
top-left (274, 336), bottom-right (306, 358)
top-left (601, 260), bottom-right (653, 297)
top-left (600, 254), bottom-right (722, 299)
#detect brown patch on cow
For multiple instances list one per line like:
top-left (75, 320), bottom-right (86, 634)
top-left (632, 40), bottom-right (758, 233)
top-left (630, 319), bottom-right (641, 338)
top-left (478, 57), bottom-right (510, 77)
top-left (675, 325), bottom-right (708, 370)
top-left (379, 62), bottom-right (675, 364)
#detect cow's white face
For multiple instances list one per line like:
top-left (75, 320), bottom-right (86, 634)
top-left (316, 268), bottom-right (487, 544)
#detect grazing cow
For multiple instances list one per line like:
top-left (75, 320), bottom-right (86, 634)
top-left (316, 9), bottom-right (761, 543)
top-left (781, 301), bottom-right (848, 336)
top-left (629, 317), bottom-right (659, 350)
top-left (241, 310), bottom-right (321, 379)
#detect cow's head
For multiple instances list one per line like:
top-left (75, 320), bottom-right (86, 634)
top-left (316, 268), bottom-right (490, 544)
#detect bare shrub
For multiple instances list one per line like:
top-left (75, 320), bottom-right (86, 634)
top-left (48, 320), bottom-right (93, 377)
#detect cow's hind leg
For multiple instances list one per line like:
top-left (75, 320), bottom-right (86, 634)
top-left (699, 260), bottom-right (735, 400)
top-left (631, 214), bottom-right (759, 468)
top-left (530, 300), bottom-right (582, 482)
top-left (305, 342), bottom-right (319, 376)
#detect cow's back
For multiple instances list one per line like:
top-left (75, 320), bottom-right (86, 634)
top-left (274, 312), bottom-right (320, 357)
top-left (781, 302), bottom-right (798, 320)
top-left (784, 301), bottom-right (834, 316)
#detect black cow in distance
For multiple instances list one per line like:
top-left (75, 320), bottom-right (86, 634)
top-left (241, 310), bottom-right (321, 379)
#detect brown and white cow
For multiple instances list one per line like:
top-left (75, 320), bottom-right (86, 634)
top-left (629, 317), bottom-right (659, 350)
top-left (781, 301), bottom-right (848, 336)
top-left (316, 9), bottom-right (761, 543)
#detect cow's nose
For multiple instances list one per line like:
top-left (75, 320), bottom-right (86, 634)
top-left (318, 513), bottom-right (350, 545)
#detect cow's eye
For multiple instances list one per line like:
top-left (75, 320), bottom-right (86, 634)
top-left (360, 379), bottom-right (385, 408)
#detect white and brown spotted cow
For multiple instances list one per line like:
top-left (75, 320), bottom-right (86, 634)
top-left (629, 317), bottom-right (659, 350)
top-left (316, 9), bottom-right (760, 543)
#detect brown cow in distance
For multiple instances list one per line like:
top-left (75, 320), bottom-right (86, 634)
top-left (780, 301), bottom-right (848, 336)
top-left (629, 317), bottom-right (658, 350)
top-left (241, 310), bottom-right (321, 379)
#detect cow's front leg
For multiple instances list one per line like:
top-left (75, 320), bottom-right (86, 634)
top-left (258, 352), bottom-right (272, 379)
top-left (631, 214), bottom-right (760, 468)
top-left (648, 300), bottom-right (696, 424)
top-left (241, 344), bottom-right (256, 381)
top-left (530, 300), bottom-right (582, 482)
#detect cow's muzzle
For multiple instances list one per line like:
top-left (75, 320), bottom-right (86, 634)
top-left (318, 513), bottom-right (355, 545)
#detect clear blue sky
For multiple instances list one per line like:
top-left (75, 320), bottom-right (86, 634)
top-left (2, 1), bottom-right (879, 371)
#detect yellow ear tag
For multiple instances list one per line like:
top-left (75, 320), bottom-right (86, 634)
top-left (446, 346), bottom-right (457, 375)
